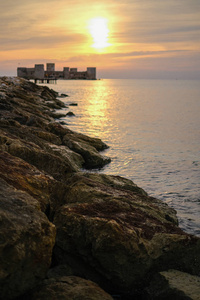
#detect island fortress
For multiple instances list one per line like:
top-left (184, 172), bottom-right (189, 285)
top-left (17, 63), bottom-right (96, 80)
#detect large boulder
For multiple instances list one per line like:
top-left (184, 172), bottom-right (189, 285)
top-left (0, 178), bottom-right (56, 299)
top-left (62, 129), bottom-right (111, 169)
top-left (21, 276), bottom-right (113, 300)
top-left (0, 151), bottom-right (56, 212)
top-left (0, 129), bottom-right (78, 179)
top-left (63, 135), bottom-right (111, 169)
top-left (53, 173), bottom-right (200, 296)
top-left (146, 269), bottom-right (200, 299)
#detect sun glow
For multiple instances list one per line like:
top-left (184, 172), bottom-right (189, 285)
top-left (88, 17), bottom-right (110, 50)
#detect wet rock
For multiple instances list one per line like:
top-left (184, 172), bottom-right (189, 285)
top-left (0, 178), bottom-right (56, 299)
top-left (48, 111), bottom-right (67, 119)
top-left (63, 132), bottom-right (110, 169)
top-left (22, 276), bottom-right (113, 300)
top-left (47, 121), bottom-right (109, 151)
top-left (66, 111), bottom-right (75, 116)
top-left (58, 93), bottom-right (69, 98)
top-left (45, 99), bottom-right (66, 109)
top-left (65, 131), bottom-right (109, 152)
top-left (146, 269), bottom-right (200, 300)
top-left (69, 103), bottom-right (78, 106)
top-left (53, 173), bottom-right (200, 294)
top-left (63, 137), bottom-right (111, 169)
top-left (59, 120), bottom-right (68, 125)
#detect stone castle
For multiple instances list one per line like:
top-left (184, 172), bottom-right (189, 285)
top-left (17, 63), bottom-right (96, 80)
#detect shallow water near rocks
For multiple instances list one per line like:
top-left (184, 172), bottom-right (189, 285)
top-left (40, 79), bottom-right (200, 237)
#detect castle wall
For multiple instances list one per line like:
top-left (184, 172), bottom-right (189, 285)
top-left (26, 68), bottom-right (35, 78)
top-left (71, 71), bottom-right (87, 79)
top-left (70, 68), bottom-right (77, 72)
top-left (17, 64), bottom-right (96, 80)
top-left (17, 68), bottom-right (28, 78)
top-left (46, 63), bottom-right (55, 72)
top-left (17, 68), bottom-right (35, 79)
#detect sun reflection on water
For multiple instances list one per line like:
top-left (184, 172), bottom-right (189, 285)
top-left (81, 82), bottom-right (112, 138)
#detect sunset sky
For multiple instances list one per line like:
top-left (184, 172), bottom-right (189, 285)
top-left (1, 0), bottom-right (200, 79)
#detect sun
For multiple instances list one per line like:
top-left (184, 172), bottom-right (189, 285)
top-left (88, 17), bottom-right (110, 50)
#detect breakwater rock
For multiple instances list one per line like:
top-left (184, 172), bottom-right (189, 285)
top-left (0, 77), bottom-right (199, 299)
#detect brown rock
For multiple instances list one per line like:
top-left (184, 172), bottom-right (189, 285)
top-left (53, 173), bottom-right (200, 294)
top-left (22, 276), bottom-right (113, 300)
top-left (63, 135), bottom-right (111, 169)
top-left (0, 129), bottom-right (77, 179)
top-left (63, 130), bottom-right (109, 152)
top-left (0, 178), bottom-right (56, 299)
top-left (0, 151), bottom-right (56, 212)
top-left (83, 172), bottom-right (148, 195)
top-left (146, 269), bottom-right (200, 300)
top-left (66, 111), bottom-right (75, 116)
top-left (29, 127), bottom-right (62, 145)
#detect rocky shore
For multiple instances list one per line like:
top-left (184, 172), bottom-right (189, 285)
top-left (0, 77), bottom-right (200, 299)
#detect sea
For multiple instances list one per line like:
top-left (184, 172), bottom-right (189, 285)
top-left (40, 79), bottom-right (200, 237)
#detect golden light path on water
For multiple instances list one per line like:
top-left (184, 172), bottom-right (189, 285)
top-left (83, 82), bottom-right (110, 131)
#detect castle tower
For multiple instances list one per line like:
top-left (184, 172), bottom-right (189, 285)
top-left (34, 64), bottom-right (44, 79)
top-left (46, 63), bottom-right (55, 72)
top-left (87, 67), bottom-right (96, 79)
top-left (63, 67), bottom-right (70, 79)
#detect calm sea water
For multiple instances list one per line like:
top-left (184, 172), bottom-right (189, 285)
top-left (42, 79), bottom-right (200, 236)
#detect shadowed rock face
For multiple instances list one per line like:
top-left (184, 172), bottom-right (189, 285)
top-left (53, 173), bottom-right (200, 293)
top-left (0, 178), bottom-right (56, 300)
top-left (0, 77), bottom-right (200, 300)
top-left (146, 270), bottom-right (200, 299)
top-left (21, 276), bottom-right (114, 300)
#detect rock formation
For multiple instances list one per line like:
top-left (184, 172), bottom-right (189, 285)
top-left (146, 269), bottom-right (200, 299)
top-left (0, 77), bottom-right (199, 299)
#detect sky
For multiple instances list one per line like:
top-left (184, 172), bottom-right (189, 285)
top-left (0, 0), bottom-right (200, 79)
